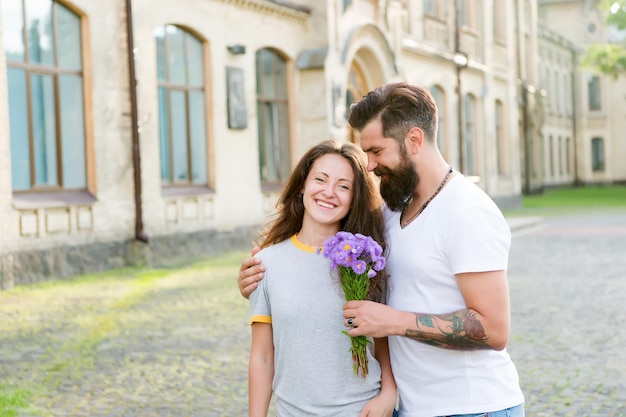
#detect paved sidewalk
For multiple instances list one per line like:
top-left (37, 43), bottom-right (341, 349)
top-left (1, 211), bottom-right (624, 416)
top-left (506, 215), bottom-right (543, 233)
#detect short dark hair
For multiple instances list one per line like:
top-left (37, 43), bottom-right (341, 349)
top-left (348, 82), bottom-right (438, 144)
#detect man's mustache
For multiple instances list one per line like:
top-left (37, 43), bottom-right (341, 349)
top-left (374, 166), bottom-right (393, 177)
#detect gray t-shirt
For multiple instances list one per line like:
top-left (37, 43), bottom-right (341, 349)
top-left (250, 236), bottom-right (382, 417)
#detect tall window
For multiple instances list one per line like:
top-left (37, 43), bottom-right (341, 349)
top-left (155, 25), bottom-right (207, 186)
top-left (495, 100), bottom-right (506, 175)
top-left (256, 48), bottom-right (291, 184)
top-left (457, 0), bottom-right (468, 27)
top-left (3, 0), bottom-right (86, 191)
top-left (458, 0), bottom-right (479, 30)
top-left (549, 135), bottom-right (555, 177)
top-left (424, 0), bottom-right (446, 18)
top-left (430, 85), bottom-right (446, 157)
top-left (463, 94), bottom-right (476, 175)
top-left (588, 75), bottom-right (602, 111)
top-left (591, 137), bottom-right (605, 172)
top-left (493, 0), bottom-right (506, 42)
top-left (565, 137), bottom-right (571, 175)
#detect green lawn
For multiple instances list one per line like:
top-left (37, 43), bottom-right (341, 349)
top-left (504, 184), bottom-right (626, 216)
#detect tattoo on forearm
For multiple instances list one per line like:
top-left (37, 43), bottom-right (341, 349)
top-left (405, 310), bottom-right (491, 350)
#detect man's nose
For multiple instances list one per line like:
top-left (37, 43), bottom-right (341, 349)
top-left (367, 160), bottom-right (377, 172)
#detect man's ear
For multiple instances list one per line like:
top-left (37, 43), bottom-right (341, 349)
top-left (406, 127), bottom-right (424, 153)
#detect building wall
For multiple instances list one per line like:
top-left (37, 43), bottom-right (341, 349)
top-left (538, 0), bottom-right (626, 185)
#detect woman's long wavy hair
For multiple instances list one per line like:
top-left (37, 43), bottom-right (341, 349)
top-left (257, 139), bottom-right (388, 302)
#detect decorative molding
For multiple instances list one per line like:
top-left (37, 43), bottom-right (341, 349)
top-left (19, 211), bottom-right (39, 237)
top-left (45, 208), bottom-right (71, 234)
top-left (216, 0), bottom-right (310, 24)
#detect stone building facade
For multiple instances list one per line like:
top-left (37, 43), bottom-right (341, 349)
top-left (538, 0), bottom-right (626, 186)
top-left (0, 0), bottom-right (623, 288)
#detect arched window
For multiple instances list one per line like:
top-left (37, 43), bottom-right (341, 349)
top-left (493, 0), bottom-right (506, 42)
top-left (495, 100), bottom-right (506, 175)
top-left (3, 0), bottom-right (86, 191)
top-left (155, 25), bottom-right (208, 185)
top-left (256, 48), bottom-right (291, 184)
top-left (463, 94), bottom-right (477, 175)
top-left (430, 85), bottom-right (446, 157)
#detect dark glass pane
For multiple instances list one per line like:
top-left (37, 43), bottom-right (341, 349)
top-left (7, 68), bottom-right (30, 190)
top-left (256, 100), bottom-right (265, 179)
top-left (2, 0), bottom-right (26, 62)
top-left (258, 49), bottom-right (276, 97)
top-left (59, 74), bottom-right (86, 188)
top-left (275, 55), bottom-right (287, 99)
top-left (186, 33), bottom-right (203, 87)
top-left (259, 101), bottom-right (277, 181)
top-left (155, 26), bottom-right (167, 82)
top-left (26, 0), bottom-right (55, 66)
top-left (277, 102), bottom-right (290, 180)
top-left (170, 90), bottom-right (188, 182)
top-left (255, 51), bottom-right (262, 94)
top-left (56, 3), bottom-right (82, 70)
top-left (189, 90), bottom-right (207, 184)
top-left (166, 26), bottom-right (186, 85)
top-left (158, 87), bottom-right (171, 182)
top-left (31, 73), bottom-right (58, 186)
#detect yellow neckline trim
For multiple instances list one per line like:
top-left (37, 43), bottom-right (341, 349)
top-left (291, 235), bottom-right (319, 253)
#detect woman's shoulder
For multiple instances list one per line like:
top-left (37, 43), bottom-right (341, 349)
top-left (255, 238), bottom-right (295, 260)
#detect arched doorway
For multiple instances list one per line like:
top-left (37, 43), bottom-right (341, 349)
top-left (345, 61), bottom-right (367, 143)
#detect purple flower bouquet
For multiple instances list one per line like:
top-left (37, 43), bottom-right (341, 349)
top-left (321, 231), bottom-right (386, 378)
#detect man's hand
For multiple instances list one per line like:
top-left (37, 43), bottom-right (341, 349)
top-left (343, 301), bottom-right (404, 339)
top-left (238, 247), bottom-right (264, 299)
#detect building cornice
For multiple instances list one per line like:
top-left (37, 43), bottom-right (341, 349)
top-left (215, 0), bottom-right (311, 23)
top-left (538, 23), bottom-right (577, 50)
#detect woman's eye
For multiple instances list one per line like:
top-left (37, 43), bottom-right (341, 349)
top-left (315, 177), bottom-right (326, 183)
top-left (338, 184), bottom-right (351, 191)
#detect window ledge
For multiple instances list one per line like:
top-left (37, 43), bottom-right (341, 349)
top-left (161, 185), bottom-right (215, 198)
top-left (12, 190), bottom-right (97, 210)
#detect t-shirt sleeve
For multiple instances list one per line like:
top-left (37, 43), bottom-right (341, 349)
top-left (446, 202), bottom-right (511, 275)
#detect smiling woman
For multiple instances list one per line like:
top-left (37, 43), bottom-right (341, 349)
top-left (247, 139), bottom-right (398, 417)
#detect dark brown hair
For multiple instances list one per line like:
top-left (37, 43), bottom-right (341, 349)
top-left (257, 139), bottom-right (388, 301)
top-left (348, 82), bottom-right (439, 145)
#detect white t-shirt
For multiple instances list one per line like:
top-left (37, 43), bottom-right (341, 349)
top-left (384, 174), bottom-right (524, 417)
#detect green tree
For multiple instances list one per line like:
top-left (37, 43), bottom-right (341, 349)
top-left (582, 0), bottom-right (626, 78)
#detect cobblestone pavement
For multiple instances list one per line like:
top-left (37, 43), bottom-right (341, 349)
top-left (507, 210), bottom-right (626, 417)
top-left (0, 211), bottom-right (624, 416)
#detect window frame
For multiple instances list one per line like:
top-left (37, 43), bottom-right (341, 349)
top-left (255, 47), bottom-right (292, 189)
top-left (591, 137), bottom-right (605, 172)
top-left (588, 75), bottom-right (602, 112)
top-left (155, 24), bottom-right (211, 190)
top-left (463, 93), bottom-right (477, 175)
top-left (4, 0), bottom-right (91, 195)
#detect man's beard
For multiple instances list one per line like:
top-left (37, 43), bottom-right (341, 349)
top-left (375, 154), bottom-right (419, 212)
